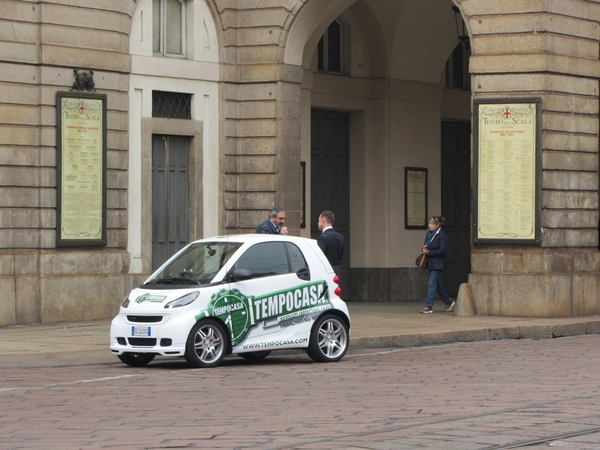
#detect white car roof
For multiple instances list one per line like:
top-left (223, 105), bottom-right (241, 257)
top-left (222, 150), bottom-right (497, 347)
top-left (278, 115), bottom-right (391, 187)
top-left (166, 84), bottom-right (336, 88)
top-left (189, 234), bottom-right (317, 245)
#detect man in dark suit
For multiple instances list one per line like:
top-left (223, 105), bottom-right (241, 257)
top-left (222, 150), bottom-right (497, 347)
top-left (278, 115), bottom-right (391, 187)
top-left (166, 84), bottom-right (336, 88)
top-left (255, 207), bottom-right (288, 235)
top-left (317, 210), bottom-right (345, 278)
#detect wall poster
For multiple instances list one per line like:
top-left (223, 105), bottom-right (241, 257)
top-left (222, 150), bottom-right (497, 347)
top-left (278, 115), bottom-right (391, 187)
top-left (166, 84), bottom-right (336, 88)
top-left (56, 92), bottom-right (107, 247)
top-left (474, 98), bottom-right (542, 245)
top-left (405, 167), bottom-right (428, 229)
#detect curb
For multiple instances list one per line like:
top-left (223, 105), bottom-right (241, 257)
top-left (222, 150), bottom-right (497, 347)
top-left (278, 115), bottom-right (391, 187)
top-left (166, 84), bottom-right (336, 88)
top-left (349, 320), bottom-right (600, 350)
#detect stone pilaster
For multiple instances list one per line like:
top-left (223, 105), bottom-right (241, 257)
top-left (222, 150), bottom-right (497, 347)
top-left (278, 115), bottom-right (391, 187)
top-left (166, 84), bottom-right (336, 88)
top-left (218, 2), bottom-right (303, 234)
top-left (459, 0), bottom-right (600, 316)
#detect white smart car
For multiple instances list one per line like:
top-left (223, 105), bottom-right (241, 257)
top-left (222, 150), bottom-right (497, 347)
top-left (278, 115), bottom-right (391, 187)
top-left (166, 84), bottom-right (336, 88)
top-left (110, 234), bottom-right (350, 368)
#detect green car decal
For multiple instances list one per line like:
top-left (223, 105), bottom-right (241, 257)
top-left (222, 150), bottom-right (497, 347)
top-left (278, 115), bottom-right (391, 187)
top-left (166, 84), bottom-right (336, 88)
top-left (195, 281), bottom-right (331, 346)
top-left (135, 293), bottom-right (168, 303)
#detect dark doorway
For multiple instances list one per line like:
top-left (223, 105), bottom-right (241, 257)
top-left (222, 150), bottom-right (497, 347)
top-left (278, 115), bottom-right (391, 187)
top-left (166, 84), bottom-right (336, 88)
top-left (441, 121), bottom-right (471, 296)
top-left (152, 135), bottom-right (189, 271)
top-left (311, 110), bottom-right (351, 298)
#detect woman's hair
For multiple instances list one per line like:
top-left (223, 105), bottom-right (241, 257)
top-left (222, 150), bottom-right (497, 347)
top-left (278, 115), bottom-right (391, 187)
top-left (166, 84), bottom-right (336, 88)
top-left (430, 216), bottom-right (445, 226)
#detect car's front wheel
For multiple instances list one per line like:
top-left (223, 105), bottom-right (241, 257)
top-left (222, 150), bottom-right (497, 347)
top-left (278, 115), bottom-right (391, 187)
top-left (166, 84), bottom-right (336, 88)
top-left (237, 350), bottom-right (271, 361)
top-left (118, 352), bottom-right (155, 367)
top-left (306, 314), bottom-right (349, 363)
top-left (185, 319), bottom-right (228, 368)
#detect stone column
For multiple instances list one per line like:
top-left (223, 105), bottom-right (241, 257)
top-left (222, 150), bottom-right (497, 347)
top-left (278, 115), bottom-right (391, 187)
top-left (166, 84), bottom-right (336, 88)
top-left (460, 0), bottom-right (600, 317)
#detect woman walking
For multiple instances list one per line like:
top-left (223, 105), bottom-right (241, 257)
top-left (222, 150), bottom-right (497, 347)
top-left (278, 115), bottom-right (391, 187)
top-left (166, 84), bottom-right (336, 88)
top-left (420, 216), bottom-right (455, 314)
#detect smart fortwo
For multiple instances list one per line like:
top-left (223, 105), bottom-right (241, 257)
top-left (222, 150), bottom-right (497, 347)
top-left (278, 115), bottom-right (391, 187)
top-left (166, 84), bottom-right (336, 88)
top-left (110, 234), bottom-right (350, 368)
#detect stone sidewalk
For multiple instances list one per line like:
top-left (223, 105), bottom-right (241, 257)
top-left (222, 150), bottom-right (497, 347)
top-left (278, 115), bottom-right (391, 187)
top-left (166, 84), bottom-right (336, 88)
top-left (1, 301), bottom-right (599, 368)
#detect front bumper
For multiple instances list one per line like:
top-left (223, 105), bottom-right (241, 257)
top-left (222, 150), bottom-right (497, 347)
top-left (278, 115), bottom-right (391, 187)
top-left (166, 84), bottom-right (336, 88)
top-left (109, 313), bottom-right (195, 357)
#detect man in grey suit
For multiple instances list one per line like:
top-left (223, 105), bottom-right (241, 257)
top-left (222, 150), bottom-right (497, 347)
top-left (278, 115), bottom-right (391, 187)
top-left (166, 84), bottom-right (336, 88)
top-left (255, 207), bottom-right (288, 235)
top-left (317, 210), bottom-right (345, 278)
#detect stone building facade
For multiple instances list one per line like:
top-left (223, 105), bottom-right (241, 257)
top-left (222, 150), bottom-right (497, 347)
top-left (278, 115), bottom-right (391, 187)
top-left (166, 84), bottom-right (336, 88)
top-left (0, 0), bottom-right (599, 325)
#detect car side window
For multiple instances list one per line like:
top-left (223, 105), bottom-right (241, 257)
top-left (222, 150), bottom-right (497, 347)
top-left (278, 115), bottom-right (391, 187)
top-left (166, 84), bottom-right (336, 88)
top-left (234, 242), bottom-right (289, 278)
top-left (285, 243), bottom-right (307, 273)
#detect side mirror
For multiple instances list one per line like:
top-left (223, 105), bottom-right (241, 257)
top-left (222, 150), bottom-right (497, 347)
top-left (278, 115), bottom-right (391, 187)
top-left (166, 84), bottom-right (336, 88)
top-left (296, 266), bottom-right (310, 281)
top-left (229, 268), bottom-right (253, 282)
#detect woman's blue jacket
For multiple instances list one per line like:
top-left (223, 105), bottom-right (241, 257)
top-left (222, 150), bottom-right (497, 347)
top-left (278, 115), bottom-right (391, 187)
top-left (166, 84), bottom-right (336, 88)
top-left (424, 227), bottom-right (448, 270)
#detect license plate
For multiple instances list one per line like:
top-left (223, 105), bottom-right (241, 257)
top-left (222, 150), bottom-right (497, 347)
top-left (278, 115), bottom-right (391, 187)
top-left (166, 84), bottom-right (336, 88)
top-left (132, 326), bottom-right (151, 336)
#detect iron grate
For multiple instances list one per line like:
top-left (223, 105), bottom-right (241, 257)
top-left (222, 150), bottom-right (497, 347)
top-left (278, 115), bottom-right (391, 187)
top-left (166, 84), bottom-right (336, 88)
top-left (152, 90), bottom-right (192, 119)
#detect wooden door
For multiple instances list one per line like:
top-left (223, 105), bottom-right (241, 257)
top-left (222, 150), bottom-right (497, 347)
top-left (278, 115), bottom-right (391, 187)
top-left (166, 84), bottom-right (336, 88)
top-left (311, 110), bottom-right (351, 298)
top-left (441, 121), bottom-right (471, 295)
top-left (152, 135), bottom-right (189, 271)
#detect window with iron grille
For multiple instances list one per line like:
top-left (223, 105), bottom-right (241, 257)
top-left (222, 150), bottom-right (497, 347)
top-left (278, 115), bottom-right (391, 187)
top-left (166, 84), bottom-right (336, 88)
top-left (152, 91), bottom-right (192, 119)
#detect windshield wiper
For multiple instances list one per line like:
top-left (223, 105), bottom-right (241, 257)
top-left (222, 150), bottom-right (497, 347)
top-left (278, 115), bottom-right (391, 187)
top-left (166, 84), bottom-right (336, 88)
top-left (144, 277), bottom-right (201, 286)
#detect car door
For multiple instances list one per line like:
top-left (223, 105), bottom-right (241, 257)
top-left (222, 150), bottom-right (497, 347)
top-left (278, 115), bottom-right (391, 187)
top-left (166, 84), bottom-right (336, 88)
top-left (212, 241), bottom-right (328, 351)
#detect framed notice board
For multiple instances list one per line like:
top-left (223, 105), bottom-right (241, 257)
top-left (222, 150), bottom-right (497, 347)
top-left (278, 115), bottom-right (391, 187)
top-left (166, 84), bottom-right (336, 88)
top-left (473, 98), bottom-right (542, 245)
top-left (405, 167), bottom-right (428, 229)
top-left (56, 91), bottom-right (107, 247)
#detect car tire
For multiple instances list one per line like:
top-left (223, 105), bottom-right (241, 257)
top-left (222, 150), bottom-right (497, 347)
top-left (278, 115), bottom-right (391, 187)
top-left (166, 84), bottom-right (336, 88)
top-left (306, 314), bottom-right (349, 363)
top-left (237, 350), bottom-right (271, 361)
top-left (118, 352), bottom-right (155, 367)
top-left (185, 319), bottom-right (228, 368)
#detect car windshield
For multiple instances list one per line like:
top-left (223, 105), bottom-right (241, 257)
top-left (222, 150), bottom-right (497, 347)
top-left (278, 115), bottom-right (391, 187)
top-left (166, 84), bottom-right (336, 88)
top-left (144, 241), bottom-right (243, 286)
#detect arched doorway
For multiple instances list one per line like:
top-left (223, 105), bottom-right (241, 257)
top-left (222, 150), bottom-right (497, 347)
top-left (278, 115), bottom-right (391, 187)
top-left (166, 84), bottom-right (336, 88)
top-left (288, 0), bottom-right (471, 300)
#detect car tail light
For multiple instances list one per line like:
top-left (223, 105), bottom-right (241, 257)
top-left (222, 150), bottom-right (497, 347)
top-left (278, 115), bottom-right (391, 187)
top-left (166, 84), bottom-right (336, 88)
top-left (333, 276), bottom-right (342, 297)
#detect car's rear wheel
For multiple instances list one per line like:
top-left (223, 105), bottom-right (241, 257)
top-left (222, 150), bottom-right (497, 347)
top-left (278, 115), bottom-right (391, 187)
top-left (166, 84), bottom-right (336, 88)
top-left (306, 314), bottom-right (349, 363)
top-left (185, 319), bottom-right (228, 368)
top-left (118, 352), bottom-right (155, 367)
top-left (237, 350), bottom-right (271, 361)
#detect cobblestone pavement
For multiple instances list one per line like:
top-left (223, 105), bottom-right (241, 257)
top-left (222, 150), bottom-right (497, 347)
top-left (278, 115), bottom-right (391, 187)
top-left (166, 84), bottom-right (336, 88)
top-left (2, 334), bottom-right (600, 449)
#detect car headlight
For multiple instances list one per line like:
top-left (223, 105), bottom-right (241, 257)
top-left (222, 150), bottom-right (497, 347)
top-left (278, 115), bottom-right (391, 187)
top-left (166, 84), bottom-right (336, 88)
top-left (164, 291), bottom-right (200, 309)
top-left (122, 296), bottom-right (130, 308)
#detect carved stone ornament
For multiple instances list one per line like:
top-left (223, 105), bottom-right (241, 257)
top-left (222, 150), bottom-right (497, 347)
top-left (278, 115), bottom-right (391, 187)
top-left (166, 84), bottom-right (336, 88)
top-left (71, 69), bottom-right (95, 92)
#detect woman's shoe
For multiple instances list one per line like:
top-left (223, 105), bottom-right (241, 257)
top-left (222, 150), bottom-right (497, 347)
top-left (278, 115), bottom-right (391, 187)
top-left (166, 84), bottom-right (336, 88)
top-left (444, 301), bottom-right (456, 312)
top-left (420, 307), bottom-right (433, 314)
